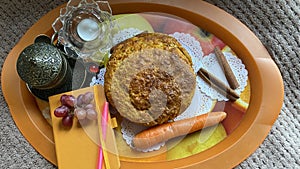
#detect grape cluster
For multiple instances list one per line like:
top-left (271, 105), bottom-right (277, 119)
top-left (54, 92), bottom-right (97, 127)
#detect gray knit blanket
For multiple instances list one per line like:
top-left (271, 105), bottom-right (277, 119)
top-left (0, 0), bottom-right (299, 168)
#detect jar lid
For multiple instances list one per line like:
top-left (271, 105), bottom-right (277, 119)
top-left (16, 43), bottom-right (64, 89)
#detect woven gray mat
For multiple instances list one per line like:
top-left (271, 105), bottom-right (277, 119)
top-left (0, 0), bottom-right (299, 168)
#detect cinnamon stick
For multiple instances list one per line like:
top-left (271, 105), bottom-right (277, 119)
top-left (214, 47), bottom-right (239, 89)
top-left (197, 68), bottom-right (239, 101)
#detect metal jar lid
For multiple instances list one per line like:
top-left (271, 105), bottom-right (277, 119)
top-left (16, 42), bottom-right (67, 89)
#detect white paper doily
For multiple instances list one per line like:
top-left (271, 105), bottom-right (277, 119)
top-left (112, 28), bottom-right (143, 45)
top-left (197, 52), bottom-right (248, 101)
top-left (169, 32), bottom-right (204, 73)
top-left (90, 67), bottom-right (106, 86)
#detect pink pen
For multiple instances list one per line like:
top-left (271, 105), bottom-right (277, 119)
top-left (97, 102), bottom-right (109, 169)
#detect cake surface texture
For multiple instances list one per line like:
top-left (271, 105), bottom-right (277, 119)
top-left (104, 32), bottom-right (196, 126)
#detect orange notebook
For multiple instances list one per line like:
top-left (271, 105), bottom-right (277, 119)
top-left (49, 85), bottom-right (120, 169)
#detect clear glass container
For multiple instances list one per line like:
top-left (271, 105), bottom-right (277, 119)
top-left (52, 0), bottom-right (115, 63)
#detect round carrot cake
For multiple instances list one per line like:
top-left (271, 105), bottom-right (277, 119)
top-left (104, 32), bottom-right (196, 126)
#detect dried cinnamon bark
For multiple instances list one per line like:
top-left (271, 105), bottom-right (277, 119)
top-left (214, 47), bottom-right (239, 89)
top-left (197, 68), bottom-right (239, 101)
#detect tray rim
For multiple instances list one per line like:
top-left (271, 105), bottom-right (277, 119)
top-left (1, 0), bottom-right (284, 168)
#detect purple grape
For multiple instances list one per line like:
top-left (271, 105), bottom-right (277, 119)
top-left (62, 114), bottom-right (74, 127)
top-left (84, 103), bottom-right (95, 110)
top-left (74, 108), bottom-right (87, 120)
top-left (61, 95), bottom-right (76, 108)
top-left (86, 109), bottom-right (97, 120)
top-left (54, 105), bottom-right (70, 117)
top-left (76, 94), bottom-right (85, 107)
top-left (60, 94), bottom-right (67, 104)
top-left (82, 92), bottom-right (94, 104)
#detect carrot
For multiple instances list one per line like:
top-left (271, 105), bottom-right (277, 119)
top-left (132, 111), bottom-right (227, 149)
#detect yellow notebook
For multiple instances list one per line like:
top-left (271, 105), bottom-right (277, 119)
top-left (49, 85), bottom-right (119, 169)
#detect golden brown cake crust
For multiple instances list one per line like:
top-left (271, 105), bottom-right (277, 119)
top-left (104, 33), bottom-right (196, 126)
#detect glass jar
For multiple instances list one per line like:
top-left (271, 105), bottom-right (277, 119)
top-left (52, 0), bottom-right (115, 64)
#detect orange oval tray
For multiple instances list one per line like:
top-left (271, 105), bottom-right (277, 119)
top-left (1, 0), bottom-right (284, 168)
